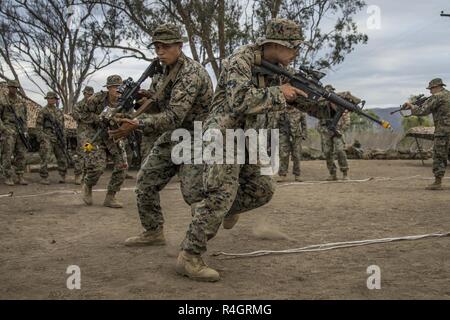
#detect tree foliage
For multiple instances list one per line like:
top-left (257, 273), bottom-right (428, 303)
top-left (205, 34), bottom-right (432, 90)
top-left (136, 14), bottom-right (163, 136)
top-left (0, 0), bottom-right (131, 112)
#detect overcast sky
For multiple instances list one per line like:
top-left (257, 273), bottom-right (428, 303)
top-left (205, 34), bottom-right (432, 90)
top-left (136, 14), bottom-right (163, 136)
top-left (15, 0), bottom-right (450, 109)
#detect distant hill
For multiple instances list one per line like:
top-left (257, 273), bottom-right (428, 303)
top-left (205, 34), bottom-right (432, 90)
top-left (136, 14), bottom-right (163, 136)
top-left (369, 107), bottom-right (403, 132)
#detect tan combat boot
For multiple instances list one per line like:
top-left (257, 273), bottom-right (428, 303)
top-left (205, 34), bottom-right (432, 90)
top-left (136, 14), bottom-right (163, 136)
top-left (176, 250), bottom-right (220, 282)
top-left (277, 175), bottom-right (288, 182)
top-left (82, 184), bottom-right (93, 205)
top-left (124, 228), bottom-right (166, 247)
top-left (125, 173), bottom-right (135, 179)
top-left (40, 177), bottom-right (50, 185)
top-left (342, 170), bottom-right (349, 181)
top-left (74, 175), bottom-right (82, 185)
top-left (103, 191), bottom-right (123, 208)
top-left (326, 173), bottom-right (338, 181)
top-left (17, 175), bottom-right (28, 185)
top-left (4, 177), bottom-right (14, 186)
top-left (294, 175), bottom-right (303, 182)
top-left (426, 177), bottom-right (443, 190)
top-left (59, 175), bottom-right (66, 184)
top-left (223, 214), bottom-right (240, 230)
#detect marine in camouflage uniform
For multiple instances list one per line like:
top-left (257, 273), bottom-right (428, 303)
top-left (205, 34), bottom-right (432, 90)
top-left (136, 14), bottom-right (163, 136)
top-left (276, 105), bottom-right (307, 181)
top-left (315, 85), bottom-right (354, 181)
top-left (36, 92), bottom-right (68, 185)
top-left (78, 75), bottom-right (128, 208)
top-left (115, 25), bottom-right (212, 248)
top-left (178, 19), bottom-right (318, 281)
top-left (71, 86), bottom-right (94, 185)
top-left (0, 80), bottom-right (28, 186)
top-left (407, 78), bottom-right (450, 190)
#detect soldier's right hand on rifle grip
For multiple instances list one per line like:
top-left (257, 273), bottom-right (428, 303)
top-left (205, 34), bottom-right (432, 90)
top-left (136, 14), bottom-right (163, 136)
top-left (403, 102), bottom-right (413, 110)
top-left (138, 89), bottom-right (152, 98)
top-left (281, 84), bottom-right (307, 103)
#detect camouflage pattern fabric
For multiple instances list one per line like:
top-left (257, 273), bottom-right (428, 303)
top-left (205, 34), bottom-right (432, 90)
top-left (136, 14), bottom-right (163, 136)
top-left (71, 98), bottom-right (88, 177)
top-left (411, 88), bottom-right (450, 177)
top-left (140, 132), bottom-right (159, 163)
top-left (35, 104), bottom-right (68, 178)
top-left (77, 91), bottom-right (128, 192)
top-left (135, 53), bottom-right (213, 232)
top-left (180, 43), bottom-right (316, 255)
top-left (0, 94), bottom-right (28, 178)
top-left (277, 106), bottom-right (307, 176)
top-left (318, 111), bottom-right (350, 174)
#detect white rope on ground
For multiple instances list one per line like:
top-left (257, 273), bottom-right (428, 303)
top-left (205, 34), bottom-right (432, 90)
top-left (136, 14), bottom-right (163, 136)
top-left (277, 175), bottom-right (448, 187)
top-left (0, 175), bottom-right (447, 199)
top-left (212, 232), bottom-right (450, 258)
top-left (0, 186), bottom-right (180, 199)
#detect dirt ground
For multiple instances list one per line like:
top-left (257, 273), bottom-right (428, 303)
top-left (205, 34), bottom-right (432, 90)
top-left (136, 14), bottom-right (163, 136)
top-left (1, 159), bottom-right (449, 300)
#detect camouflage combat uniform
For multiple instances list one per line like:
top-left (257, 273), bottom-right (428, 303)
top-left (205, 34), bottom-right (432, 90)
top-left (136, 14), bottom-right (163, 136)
top-left (0, 83), bottom-right (28, 180)
top-left (36, 92), bottom-right (68, 179)
top-left (318, 109), bottom-right (351, 176)
top-left (78, 89), bottom-right (128, 193)
top-left (411, 80), bottom-right (450, 179)
top-left (71, 88), bottom-right (94, 180)
top-left (180, 19), bottom-right (315, 256)
top-left (277, 106), bottom-right (307, 177)
top-left (135, 51), bottom-right (213, 232)
top-left (139, 124), bottom-right (160, 163)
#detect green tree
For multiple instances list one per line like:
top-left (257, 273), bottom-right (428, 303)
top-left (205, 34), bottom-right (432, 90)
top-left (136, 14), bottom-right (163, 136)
top-left (401, 116), bottom-right (433, 132)
top-left (93, 0), bottom-right (368, 77)
top-left (350, 110), bottom-right (380, 131)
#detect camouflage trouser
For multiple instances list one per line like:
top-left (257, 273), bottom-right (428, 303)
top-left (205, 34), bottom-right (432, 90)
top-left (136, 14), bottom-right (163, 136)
top-left (321, 131), bottom-right (348, 174)
top-left (140, 133), bottom-right (159, 165)
top-left (135, 141), bottom-right (204, 231)
top-left (73, 131), bottom-right (86, 177)
top-left (39, 136), bottom-right (68, 178)
top-left (181, 162), bottom-right (276, 255)
top-left (124, 138), bottom-right (134, 169)
top-left (1, 131), bottom-right (27, 178)
top-left (278, 132), bottom-right (302, 176)
top-left (83, 134), bottom-right (127, 192)
top-left (432, 135), bottom-right (450, 178)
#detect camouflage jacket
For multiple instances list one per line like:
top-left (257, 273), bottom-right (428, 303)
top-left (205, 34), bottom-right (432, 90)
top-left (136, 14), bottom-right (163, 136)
top-left (276, 106), bottom-right (307, 137)
top-left (77, 91), bottom-right (122, 139)
top-left (138, 53), bottom-right (213, 143)
top-left (313, 92), bottom-right (358, 134)
top-left (0, 94), bottom-right (28, 133)
top-left (411, 89), bottom-right (450, 136)
top-left (71, 98), bottom-right (89, 133)
top-left (35, 104), bottom-right (65, 142)
top-left (204, 44), bottom-right (316, 132)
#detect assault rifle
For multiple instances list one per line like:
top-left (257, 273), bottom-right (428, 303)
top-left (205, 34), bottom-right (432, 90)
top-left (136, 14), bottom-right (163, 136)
top-left (43, 114), bottom-right (73, 165)
top-left (390, 94), bottom-right (429, 116)
top-left (83, 59), bottom-right (163, 153)
top-left (7, 105), bottom-right (32, 151)
top-left (253, 60), bottom-right (391, 135)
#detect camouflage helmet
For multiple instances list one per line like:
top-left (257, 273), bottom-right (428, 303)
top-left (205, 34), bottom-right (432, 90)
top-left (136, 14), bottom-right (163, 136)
top-left (426, 78), bottom-right (446, 89)
top-left (256, 18), bottom-right (304, 49)
top-left (324, 84), bottom-right (336, 92)
top-left (83, 86), bottom-right (94, 94)
top-left (6, 79), bottom-right (20, 88)
top-left (104, 75), bottom-right (123, 87)
top-left (150, 24), bottom-right (187, 46)
top-left (44, 91), bottom-right (59, 100)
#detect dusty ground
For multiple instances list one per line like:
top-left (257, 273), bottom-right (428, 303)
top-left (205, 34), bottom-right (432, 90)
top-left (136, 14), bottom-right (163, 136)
top-left (1, 159), bottom-right (449, 300)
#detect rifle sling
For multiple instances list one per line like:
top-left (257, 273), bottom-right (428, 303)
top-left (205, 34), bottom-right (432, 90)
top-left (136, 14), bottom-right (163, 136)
top-left (132, 59), bottom-right (184, 119)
